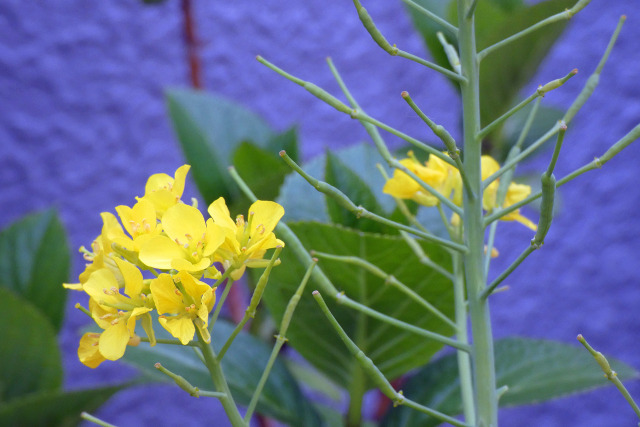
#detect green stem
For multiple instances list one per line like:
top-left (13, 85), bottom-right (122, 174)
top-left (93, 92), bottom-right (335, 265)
top-left (482, 246), bottom-right (536, 300)
top-left (218, 248), bottom-right (282, 360)
top-left (279, 150), bottom-right (467, 252)
top-left (228, 166), bottom-right (340, 296)
top-left (337, 292), bottom-right (470, 352)
top-left (347, 258), bottom-right (368, 427)
top-left (81, 412), bottom-right (117, 427)
top-left (139, 337), bottom-right (198, 347)
top-left (209, 279), bottom-right (234, 333)
top-left (485, 122), bottom-right (640, 226)
top-left (453, 233), bottom-right (476, 425)
top-left (477, 0), bottom-right (591, 61)
top-left (458, 1), bottom-right (498, 425)
top-left (477, 69), bottom-right (576, 140)
top-left (577, 334), bottom-right (640, 421)
top-left (400, 231), bottom-right (455, 281)
top-left (314, 291), bottom-right (472, 427)
top-left (197, 328), bottom-right (246, 427)
top-left (312, 251), bottom-right (456, 329)
top-left (244, 260), bottom-right (318, 422)
top-left (400, 0), bottom-right (458, 37)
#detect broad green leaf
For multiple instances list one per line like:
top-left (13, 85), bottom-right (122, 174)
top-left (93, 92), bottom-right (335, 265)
top-left (278, 143), bottom-right (392, 223)
top-left (0, 385), bottom-right (123, 427)
top-left (498, 103), bottom-right (564, 162)
top-left (0, 209), bottom-right (69, 331)
top-left (232, 141), bottom-right (292, 212)
top-left (383, 337), bottom-right (639, 426)
top-left (324, 152), bottom-right (391, 233)
top-left (121, 319), bottom-right (322, 426)
top-left (166, 89), bottom-right (275, 204)
top-left (0, 289), bottom-right (62, 402)
top-left (263, 222), bottom-right (455, 389)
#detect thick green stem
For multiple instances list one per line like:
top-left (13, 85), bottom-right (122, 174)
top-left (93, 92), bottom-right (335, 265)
top-left (458, 2), bottom-right (498, 425)
top-left (453, 239), bottom-right (476, 425)
top-left (196, 328), bottom-right (246, 427)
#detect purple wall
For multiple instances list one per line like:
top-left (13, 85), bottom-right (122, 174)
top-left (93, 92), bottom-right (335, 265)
top-left (1, 0), bottom-right (639, 425)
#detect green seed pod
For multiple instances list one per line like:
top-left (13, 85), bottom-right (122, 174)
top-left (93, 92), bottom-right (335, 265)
top-left (353, 0), bottom-right (398, 55)
top-left (532, 173), bottom-right (556, 246)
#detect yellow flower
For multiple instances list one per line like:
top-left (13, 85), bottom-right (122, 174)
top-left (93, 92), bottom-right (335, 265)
top-left (64, 212), bottom-right (127, 290)
top-left (139, 203), bottom-right (224, 277)
top-left (150, 271), bottom-right (216, 345)
top-left (383, 153), bottom-right (460, 206)
top-left (208, 197), bottom-right (285, 280)
top-left (82, 258), bottom-right (155, 361)
top-left (139, 165), bottom-right (190, 218)
top-left (480, 156), bottom-right (536, 230)
top-left (113, 198), bottom-right (161, 252)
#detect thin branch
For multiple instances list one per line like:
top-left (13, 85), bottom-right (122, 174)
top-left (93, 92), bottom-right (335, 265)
top-left (352, 0), bottom-right (466, 83)
top-left (279, 150), bottom-right (468, 253)
top-left (400, 0), bottom-right (458, 36)
top-left (313, 291), bottom-right (472, 427)
top-left (478, 0), bottom-right (592, 61)
top-left (312, 251), bottom-right (456, 329)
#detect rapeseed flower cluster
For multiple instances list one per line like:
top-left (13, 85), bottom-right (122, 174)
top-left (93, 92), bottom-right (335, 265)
top-left (65, 165), bottom-right (284, 368)
top-left (383, 152), bottom-right (536, 230)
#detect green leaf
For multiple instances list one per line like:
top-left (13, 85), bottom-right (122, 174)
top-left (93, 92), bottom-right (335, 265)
top-left (324, 152), bottom-right (390, 233)
top-left (278, 143), bottom-right (392, 223)
top-left (0, 385), bottom-right (124, 427)
top-left (166, 89), bottom-right (275, 204)
top-left (382, 337), bottom-right (639, 426)
top-left (0, 209), bottom-right (70, 332)
top-left (121, 319), bottom-right (322, 426)
top-left (263, 222), bottom-right (454, 389)
top-left (267, 126), bottom-right (300, 164)
top-left (232, 142), bottom-right (292, 212)
top-left (0, 289), bottom-right (62, 403)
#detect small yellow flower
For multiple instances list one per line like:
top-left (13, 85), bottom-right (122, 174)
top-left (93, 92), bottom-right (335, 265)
top-left (139, 165), bottom-right (190, 218)
top-left (64, 212), bottom-right (127, 290)
top-left (481, 157), bottom-right (536, 231)
top-left (150, 271), bottom-right (216, 345)
top-left (139, 203), bottom-right (224, 277)
top-left (113, 198), bottom-right (161, 251)
top-left (208, 197), bottom-right (285, 280)
top-left (82, 258), bottom-right (155, 361)
top-left (383, 153), bottom-right (460, 206)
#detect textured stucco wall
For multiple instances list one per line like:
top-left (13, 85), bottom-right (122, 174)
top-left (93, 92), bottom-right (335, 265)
top-left (1, 0), bottom-right (639, 426)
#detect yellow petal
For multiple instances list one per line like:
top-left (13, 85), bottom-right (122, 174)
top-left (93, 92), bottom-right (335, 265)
top-left (171, 257), bottom-right (211, 273)
top-left (83, 268), bottom-right (120, 306)
top-left (202, 220), bottom-right (225, 257)
top-left (176, 271), bottom-right (212, 302)
top-left (99, 321), bottom-right (130, 360)
top-left (207, 197), bottom-right (237, 230)
top-left (78, 333), bottom-right (106, 369)
top-left (139, 235), bottom-right (187, 270)
top-left (150, 274), bottom-right (184, 315)
top-left (249, 201), bottom-right (285, 236)
top-left (159, 316), bottom-right (195, 345)
top-left (171, 165), bottom-right (190, 199)
top-left (162, 203), bottom-right (206, 244)
top-left (114, 258), bottom-right (144, 297)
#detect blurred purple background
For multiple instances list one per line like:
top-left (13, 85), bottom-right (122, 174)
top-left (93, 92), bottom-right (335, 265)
top-left (1, 1), bottom-right (639, 426)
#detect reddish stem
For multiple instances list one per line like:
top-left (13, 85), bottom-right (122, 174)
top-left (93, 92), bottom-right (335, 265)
top-left (181, 0), bottom-right (203, 88)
